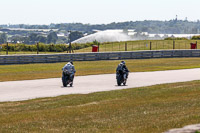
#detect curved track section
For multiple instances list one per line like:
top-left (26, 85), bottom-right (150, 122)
top-left (0, 68), bottom-right (200, 102)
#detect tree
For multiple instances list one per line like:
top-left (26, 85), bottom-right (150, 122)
top-left (47, 32), bottom-right (58, 44)
top-left (10, 35), bottom-right (24, 43)
top-left (69, 31), bottom-right (83, 42)
top-left (29, 33), bottom-right (38, 44)
top-left (0, 33), bottom-right (7, 44)
top-left (37, 36), bottom-right (47, 43)
top-left (23, 37), bottom-right (30, 44)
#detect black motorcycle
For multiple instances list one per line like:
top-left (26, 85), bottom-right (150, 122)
top-left (62, 69), bottom-right (73, 87)
top-left (116, 70), bottom-right (127, 86)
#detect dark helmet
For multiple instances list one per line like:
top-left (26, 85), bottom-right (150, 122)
top-left (121, 61), bottom-right (125, 65)
top-left (70, 61), bottom-right (73, 65)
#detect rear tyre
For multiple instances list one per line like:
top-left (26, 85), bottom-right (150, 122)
top-left (117, 76), bottom-right (121, 86)
top-left (62, 76), bottom-right (67, 87)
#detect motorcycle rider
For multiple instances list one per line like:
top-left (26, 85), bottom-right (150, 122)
top-left (62, 61), bottom-right (76, 82)
top-left (116, 61), bottom-right (129, 80)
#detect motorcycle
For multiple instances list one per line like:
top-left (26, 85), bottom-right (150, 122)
top-left (116, 70), bottom-right (127, 86)
top-left (62, 69), bottom-right (73, 87)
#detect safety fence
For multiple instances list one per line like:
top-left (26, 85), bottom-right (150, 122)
top-left (0, 50), bottom-right (200, 65)
top-left (0, 40), bottom-right (199, 55)
top-left (75, 40), bottom-right (199, 53)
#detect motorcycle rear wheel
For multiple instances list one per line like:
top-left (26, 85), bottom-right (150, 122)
top-left (62, 76), bottom-right (67, 87)
top-left (117, 77), bottom-right (121, 86)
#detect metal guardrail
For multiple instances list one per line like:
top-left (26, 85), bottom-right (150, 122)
top-left (0, 50), bottom-right (200, 65)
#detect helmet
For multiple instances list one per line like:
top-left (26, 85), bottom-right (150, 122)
top-left (70, 61), bottom-right (73, 65)
top-left (121, 61), bottom-right (125, 65)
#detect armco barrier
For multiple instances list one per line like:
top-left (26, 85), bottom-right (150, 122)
top-left (0, 50), bottom-right (200, 65)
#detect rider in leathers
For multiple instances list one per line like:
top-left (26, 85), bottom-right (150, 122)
top-left (62, 62), bottom-right (76, 82)
top-left (116, 61), bottom-right (129, 80)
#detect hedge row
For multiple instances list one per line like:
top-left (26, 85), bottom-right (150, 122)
top-left (165, 36), bottom-right (200, 40)
top-left (0, 42), bottom-right (94, 52)
top-left (164, 37), bottom-right (188, 40)
top-left (191, 36), bottom-right (200, 40)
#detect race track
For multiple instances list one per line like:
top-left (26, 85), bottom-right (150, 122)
top-left (0, 68), bottom-right (200, 102)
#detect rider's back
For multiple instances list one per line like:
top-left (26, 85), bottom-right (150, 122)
top-left (63, 63), bottom-right (74, 73)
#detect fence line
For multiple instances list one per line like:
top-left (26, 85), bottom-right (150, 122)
top-left (0, 40), bottom-right (199, 55)
top-left (0, 50), bottom-right (200, 65)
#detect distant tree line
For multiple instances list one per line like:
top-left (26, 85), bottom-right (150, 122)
top-left (2, 20), bottom-right (200, 44)
top-left (0, 33), bottom-right (7, 44)
top-left (9, 32), bottom-right (58, 44)
top-left (6, 31), bottom-right (84, 45)
top-left (1, 20), bottom-right (200, 34)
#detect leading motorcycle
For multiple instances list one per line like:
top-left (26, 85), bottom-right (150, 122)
top-left (62, 69), bottom-right (73, 87)
top-left (116, 70), bottom-right (127, 86)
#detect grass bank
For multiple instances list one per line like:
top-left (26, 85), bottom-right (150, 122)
top-left (74, 40), bottom-right (200, 53)
top-left (0, 40), bottom-right (200, 55)
top-left (0, 80), bottom-right (200, 132)
top-left (1, 58), bottom-right (200, 81)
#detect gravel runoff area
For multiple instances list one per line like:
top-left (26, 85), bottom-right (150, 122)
top-left (0, 68), bottom-right (200, 102)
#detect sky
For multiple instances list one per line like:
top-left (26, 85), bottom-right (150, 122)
top-left (0, 0), bottom-right (200, 25)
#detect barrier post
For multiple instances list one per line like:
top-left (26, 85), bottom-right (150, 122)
top-left (6, 42), bottom-right (8, 55)
top-left (125, 43), bottom-right (127, 51)
top-left (196, 41), bottom-right (198, 49)
top-left (37, 42), bottom-right (39, 54)
top-left (150, 42), bottom-right (152, 50)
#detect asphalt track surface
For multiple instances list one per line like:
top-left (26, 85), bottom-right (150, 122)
top-left (0, 68), bottom-right (200, 102)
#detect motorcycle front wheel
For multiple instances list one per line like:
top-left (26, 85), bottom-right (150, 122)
top-left (123, 81), bottom-right (126, 86)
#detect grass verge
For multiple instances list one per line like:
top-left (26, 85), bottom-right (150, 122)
top-left (0, 80), bottom-right (200, 132)
top-left (1, 57), bottom-right (200, 81)
top-left (74, 40), bottom-right (200, 53)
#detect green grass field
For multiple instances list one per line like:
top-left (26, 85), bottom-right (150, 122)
top-left (1, 57), bottom-right (200, 82)
top-left (0, 80), bottom-right (200, 133)
top-left (1, 57), bottom-right (200, 132)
